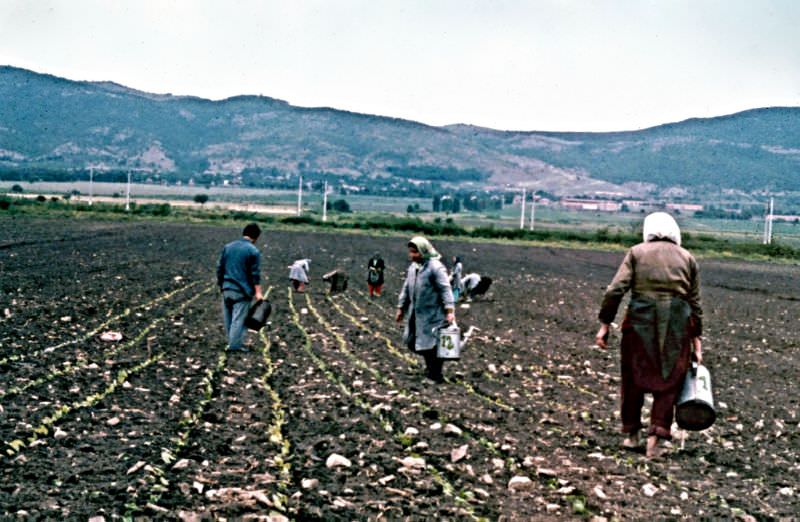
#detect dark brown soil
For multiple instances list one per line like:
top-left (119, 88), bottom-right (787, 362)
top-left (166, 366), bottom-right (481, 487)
top-left (1, 216), bottom-right (797, 519)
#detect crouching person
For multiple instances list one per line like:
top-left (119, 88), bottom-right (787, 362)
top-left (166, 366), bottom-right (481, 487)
top-left (395, 236), bottom-right (455, 383)
top-left (461, 273), bottom-right (492, 301)
top-left (289, 258), bottom-right (310, 292)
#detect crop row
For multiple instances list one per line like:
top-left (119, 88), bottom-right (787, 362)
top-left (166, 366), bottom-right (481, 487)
top-left (0, 285), bottom-right (213, 405)
top-left (0, 281), bottom-right (200, 367)
top-left (287, 289), bottom-right (487, 519)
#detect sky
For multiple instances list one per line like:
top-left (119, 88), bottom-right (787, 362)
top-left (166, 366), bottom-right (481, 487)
top-left (1, 0), bottom-right (799, 132)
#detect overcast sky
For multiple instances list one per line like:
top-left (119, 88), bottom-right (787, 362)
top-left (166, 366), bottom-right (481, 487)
top-left (1, 0), bottom-right (799, 131)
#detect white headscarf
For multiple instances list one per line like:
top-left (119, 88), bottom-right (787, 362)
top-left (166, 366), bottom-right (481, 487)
top-left (642, 212), bottom-right (681, 246)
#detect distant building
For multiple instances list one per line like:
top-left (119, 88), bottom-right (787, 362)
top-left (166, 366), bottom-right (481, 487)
top-left (622, 200), bottom-right (664, 213)
top-left (666, 203), bottom-right (704, 214)
top-left (772, 214), bottom-right (800, 223)
top-left (560, 198), bottom-right (622, 212)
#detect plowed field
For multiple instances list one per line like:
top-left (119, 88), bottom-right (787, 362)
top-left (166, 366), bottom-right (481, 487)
top-left (1, 216), bottom-right (798, 519)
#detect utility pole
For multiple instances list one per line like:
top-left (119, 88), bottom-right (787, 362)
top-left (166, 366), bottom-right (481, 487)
top-left (89, 167), bottom-right (94, 206)
top-left (125, 170), bottom-right (132, 211)
top-left (322, 180), bottom-right (329, 222)
top-left (767, 197), bottom-right (774, 244)
top-left (297, 175), bottom-right (303, 216)
top-left (763, 197), bottom-right (775, 245)
top-left (529, 195), bottom-right (536, 231)
top-left (519, 187), bottom-right (526, 229)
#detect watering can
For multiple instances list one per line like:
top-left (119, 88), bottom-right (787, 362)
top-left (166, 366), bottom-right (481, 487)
top-left (676, 363), bottom-right (716, 431)
top-left (436, 323), bottom-right (462, 360)
top-left (244, 299), bottom-right (272, 331)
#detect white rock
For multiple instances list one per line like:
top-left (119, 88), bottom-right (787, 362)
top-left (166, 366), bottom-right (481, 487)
top-left (473, 487), bottom-right (490, 498)
top-left (680, 491), bottom-right (689, 500)
top-left (779, 487), bottom-right (794, 496)
top-left (536, 467), bottom-right (557, 477)
top-left (642, 483), bottom-right (658, 497)
top-left (301, 478), bottom-right (319, 489)
top-left (403, 427), bottom-right (419, 437)
top-left (593, 485), bottom-right (607, 499)
top-left (88, 516), bottom-right (105, 522)
top-left (492, 458), bottom-right (505, 470)
top-left (488, 364), bottom-right (497, 373)
top-left (481, 473), bottom-right (493, 484)
top-left (300, 308), bottom-right (308, 315)
top-left (326, 454), bottom-right (352, 469)
top-left (429, 422), bottom-right (442, 431)
top-left (400, 456), bottom-right (425, 469)
top-left (378, 475), bottom-right (395, 485)
top-left (508, 475), bottom-right (534, 490)
top-left (172, 458), bottom-right (191, 470)
top-left (443, 424), bottom-right (462, 436)
top-left (451, 444), bottom-right (469, 463)
top-left (107, 417), bottom-right (120, 426)
top-left (557, 486), bottom-right (575, 495)
top-left (126, 461), bottom-right (146, 475)
top-left (60, 316), bottom-right (72, 322)
top-left (192, 481), bottom-right (204, 494)
top-left (53, 428), bottom-right (68, 439)
top-left (522, 456), bottom-right (535, 467)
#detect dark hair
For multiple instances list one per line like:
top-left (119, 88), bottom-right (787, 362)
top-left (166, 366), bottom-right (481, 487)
top-left (243, 223), bottom-right (261, 239)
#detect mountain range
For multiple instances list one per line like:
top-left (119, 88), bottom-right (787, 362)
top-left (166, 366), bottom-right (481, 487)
top-left (1, 65), bottom-right (799, 196)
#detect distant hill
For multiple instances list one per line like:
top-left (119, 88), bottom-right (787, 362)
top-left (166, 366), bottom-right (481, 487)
top-left (1, 65), bottom-right (799, 195)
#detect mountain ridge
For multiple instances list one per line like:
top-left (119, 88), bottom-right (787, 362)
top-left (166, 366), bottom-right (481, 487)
top-left (2, 65), bottom-right (799, 195)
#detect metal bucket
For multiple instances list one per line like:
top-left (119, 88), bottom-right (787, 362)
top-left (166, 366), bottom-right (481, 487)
top-left (436, 323), bottom-right (461, 360)
top-left (244, 299), bottom-right (272, 331)
top-left (676, 363), bottom-right (716, 431)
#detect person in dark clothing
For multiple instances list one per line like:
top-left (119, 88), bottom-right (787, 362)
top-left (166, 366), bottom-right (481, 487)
top-left (595, 212), bottom-right (703, 459)
top-left (216, 223), bottom-right (263, 352)
top-left (450, 256), bottom-right (464, 301)
top-left (367, 253), bottom-right (385, 297)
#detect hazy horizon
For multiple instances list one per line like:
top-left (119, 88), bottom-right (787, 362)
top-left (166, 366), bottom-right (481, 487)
top-left (2, 1), bottom-right (799, 132)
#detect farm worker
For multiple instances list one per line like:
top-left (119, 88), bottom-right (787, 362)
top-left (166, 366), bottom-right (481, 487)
top-left (216, 223), bottom-right (263, 352)
top-left (289, 258), bottom-right (311, 293)
top-left (367, 253), bottom-right (385, 297)
top-left (595, 212), bottom-right (703, 459)
top-left (461, 273), bottom-right (493, 301)
top-left (450, 256), bottom-right (465, 301)
top-left (396, 236), bottom-right (455, 383)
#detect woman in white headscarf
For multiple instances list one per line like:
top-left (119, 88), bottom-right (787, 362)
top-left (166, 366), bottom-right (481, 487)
top-left (289, 258), bottom-right (310, 293)
top-left (594, 212), bottom-right (703, 458)
top-left (396, 236), bottom-right (455, 383)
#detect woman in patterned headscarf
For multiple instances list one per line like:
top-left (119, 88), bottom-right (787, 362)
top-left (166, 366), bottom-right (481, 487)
top-left (396, 236), bottom-right (455, 383)
top-left (595, 212), bottom-right (703, 458)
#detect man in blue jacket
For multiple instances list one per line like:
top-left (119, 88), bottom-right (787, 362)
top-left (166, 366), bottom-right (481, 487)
top-left (216, 223), bottom-right (264, 352)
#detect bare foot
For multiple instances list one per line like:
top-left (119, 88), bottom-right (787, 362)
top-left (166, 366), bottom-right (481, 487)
top-left (621, 432), bottom-right (640, 449)
top-left (646, 435), bottom-right (669, 459)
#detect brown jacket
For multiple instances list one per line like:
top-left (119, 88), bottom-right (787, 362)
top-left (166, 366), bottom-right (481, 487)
top-left (599, 239), bottom-right (702, 335)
